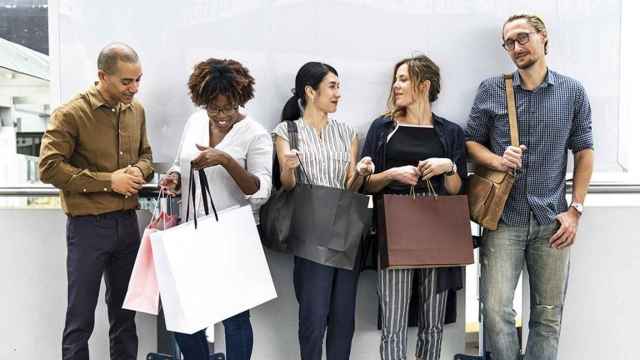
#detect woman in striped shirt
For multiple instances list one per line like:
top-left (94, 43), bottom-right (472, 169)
top-left (272, 62), bottom-right (374, 360)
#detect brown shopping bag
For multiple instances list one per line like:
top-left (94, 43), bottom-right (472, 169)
top-left (377, 182), bottom-right (474, 269)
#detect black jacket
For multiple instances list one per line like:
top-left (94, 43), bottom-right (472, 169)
top-left (360, 113), bottom-right (469, 325)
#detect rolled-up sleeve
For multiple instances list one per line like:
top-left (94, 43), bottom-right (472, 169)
top-left (246, 131), bottom-right (273, 207)
top-left (569, 84), bottom-right (594, 153)
top-left (465, 80), bottom-right (493, 145)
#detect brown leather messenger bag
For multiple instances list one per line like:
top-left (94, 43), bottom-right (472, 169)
top-left (468, 74), bottom-right (519, 230)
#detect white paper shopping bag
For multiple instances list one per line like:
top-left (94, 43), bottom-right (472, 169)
top-left (150, 205), bottom-right (277, 334)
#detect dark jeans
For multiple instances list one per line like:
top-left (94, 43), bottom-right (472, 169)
top-left (173, 310), bottom-right (253, 360)
top-left (293, 256), bottom-right (360, 360)
top-left (62, 210), bottom-right (140, 360)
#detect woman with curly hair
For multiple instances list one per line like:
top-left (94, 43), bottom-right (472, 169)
top-left (159, 58), bottom-right (272, 360)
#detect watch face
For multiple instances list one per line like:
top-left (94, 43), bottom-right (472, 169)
top-left (572, 203), bottom-right (584, 213)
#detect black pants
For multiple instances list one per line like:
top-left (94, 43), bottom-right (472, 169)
top-left (62, 210), bottom-right (140, 360)
top-left (293, 256), bottom-right (360, 360)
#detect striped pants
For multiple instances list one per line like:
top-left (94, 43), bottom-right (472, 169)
top-left (378, 268), bottom-right (448, 360)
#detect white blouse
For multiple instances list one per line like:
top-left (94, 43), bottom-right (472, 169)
top-left (169, 109), bottom-right (273, 224)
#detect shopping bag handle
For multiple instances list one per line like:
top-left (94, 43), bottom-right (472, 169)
top-left (197, 167), bottom-right (218, 221)
top-left (185, 166), bottom-right (219, 229)
top-left (409, 179), bottom-right (438, 200)
top-left (151, 189), bottom-right (174, 230)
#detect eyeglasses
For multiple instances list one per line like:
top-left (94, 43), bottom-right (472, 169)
top-left (502, 32), bottom-right (536, 51)
top-left (205, 104), bottom-right (238, 116)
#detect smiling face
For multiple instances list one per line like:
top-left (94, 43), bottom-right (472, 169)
top-left (206, 94), bottom-right (240, 131)
top-left (503, 18), bottom-right (547, 70)
top-left (307, 72), bottom-right (341, 113)
top-left (99, 60), bottom-right (142, 105)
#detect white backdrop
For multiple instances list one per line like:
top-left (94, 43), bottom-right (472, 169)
top-left (49, 0), bottom-right (621, 172)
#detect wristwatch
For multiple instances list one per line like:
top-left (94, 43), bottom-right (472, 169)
top-left (570, 202), bottom-right (584, 215)
top-left (445, 161), bottom-right (457, 176)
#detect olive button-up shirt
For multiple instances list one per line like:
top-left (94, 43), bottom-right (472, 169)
top-left (39, 84), bottom-right (153, 216)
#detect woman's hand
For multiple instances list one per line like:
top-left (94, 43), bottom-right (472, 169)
top-left (159, 172), bottom-right (180, 196)
top-left (283, 149), bottom-right (301, 170)
top-left (389, 165), bottom-right (420, 185)
top-left (191, 144), bottom-right (230, 170)
top-left (418, 158), bottom-right (453, 180)
top-left (356, 156), bottom-right (375, 176)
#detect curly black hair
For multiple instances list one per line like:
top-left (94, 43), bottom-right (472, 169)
top-left (188, 58), bottom-right (255, 107)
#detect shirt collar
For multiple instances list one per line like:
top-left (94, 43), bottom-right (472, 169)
top-left (512, 68), bottom-right (555, 89)
top-left (87, 82), bottom-right (133, 111)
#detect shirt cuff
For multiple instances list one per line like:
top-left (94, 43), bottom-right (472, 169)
top-left (245, 174), bottom-right (272, 207)
top-left (82, 171), bottom-right (113, 193)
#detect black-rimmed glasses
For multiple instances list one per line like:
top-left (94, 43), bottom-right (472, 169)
top-left (205, 104), bottom-right (238, 116)
top-left (502, 32), bottom-right (536, 51)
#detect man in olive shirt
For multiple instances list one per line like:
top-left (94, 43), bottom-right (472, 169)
top-left (39, 43), bottom-right (153, 360)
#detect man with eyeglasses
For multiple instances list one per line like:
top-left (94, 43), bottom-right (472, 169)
top-left (39, 42), bottom-right (153, 359)
top-left (465, 14), bottom-right (594, 360)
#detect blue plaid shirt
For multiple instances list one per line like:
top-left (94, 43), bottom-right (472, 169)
top-left (465, 69), bottom-right (594, 226)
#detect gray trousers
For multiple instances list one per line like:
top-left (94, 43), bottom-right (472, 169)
top-left (378, 268), bottom-right (448, 360)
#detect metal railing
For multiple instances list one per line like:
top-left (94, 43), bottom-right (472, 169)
top-left (1, 182), bottom-right (640, 197)
top-left (0, 184), bottom-right (161, 197)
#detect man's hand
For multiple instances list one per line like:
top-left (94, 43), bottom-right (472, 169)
top-left (124, 165), bottom-right (144, 180)
top-left (497, 145), bottom-right (527, 172)
top-left (418, 158), bottom-right (453, 180)
top-left (111, 167), bottom-right (145, 197)
top-left (191, 144), bottom-right (231, 170)
top-left (549, 209), bottom-right (580, 249)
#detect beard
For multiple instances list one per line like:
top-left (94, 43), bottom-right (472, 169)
top-left (513, 53), bottom-right (537, 70)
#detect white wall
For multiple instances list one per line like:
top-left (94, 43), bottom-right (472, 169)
top-left (520, 194), bottom-right (640, 359)
top-left (0, 209), bottom-right (157, 360)
top-left (49, 0), bottom-right (624, 174)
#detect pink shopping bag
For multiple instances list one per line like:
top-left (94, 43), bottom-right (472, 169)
top-left (123, 210), bottom-right (177, 314)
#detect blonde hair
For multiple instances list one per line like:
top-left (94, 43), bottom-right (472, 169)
top-left (385, 55), bottom-right (440, 119)
top-left (503, 14), bottom-right (549, 54)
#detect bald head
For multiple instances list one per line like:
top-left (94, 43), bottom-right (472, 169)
top-left (97, 42), bottom-right (139, 75)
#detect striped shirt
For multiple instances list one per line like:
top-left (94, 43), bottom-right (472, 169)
top-left (273, 118), bottom-right (356, 190)
top-left (465, 69), bottom-right (594, 226)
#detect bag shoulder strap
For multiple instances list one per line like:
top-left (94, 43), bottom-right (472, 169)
top-left (286, 120), bottom-right (299, 150)
top-left (503, 74), bottom-right (520, 147)
top-left (286, 120), bottom-right (304, 182)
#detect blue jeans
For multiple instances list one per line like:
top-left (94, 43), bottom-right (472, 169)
top-left (480, 213), bottom-right (570, 360)
top-left (173, 310), bottom-right (253, 360)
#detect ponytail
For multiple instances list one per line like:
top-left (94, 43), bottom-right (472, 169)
top-left (281, 95), bottom-right (302, 122)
